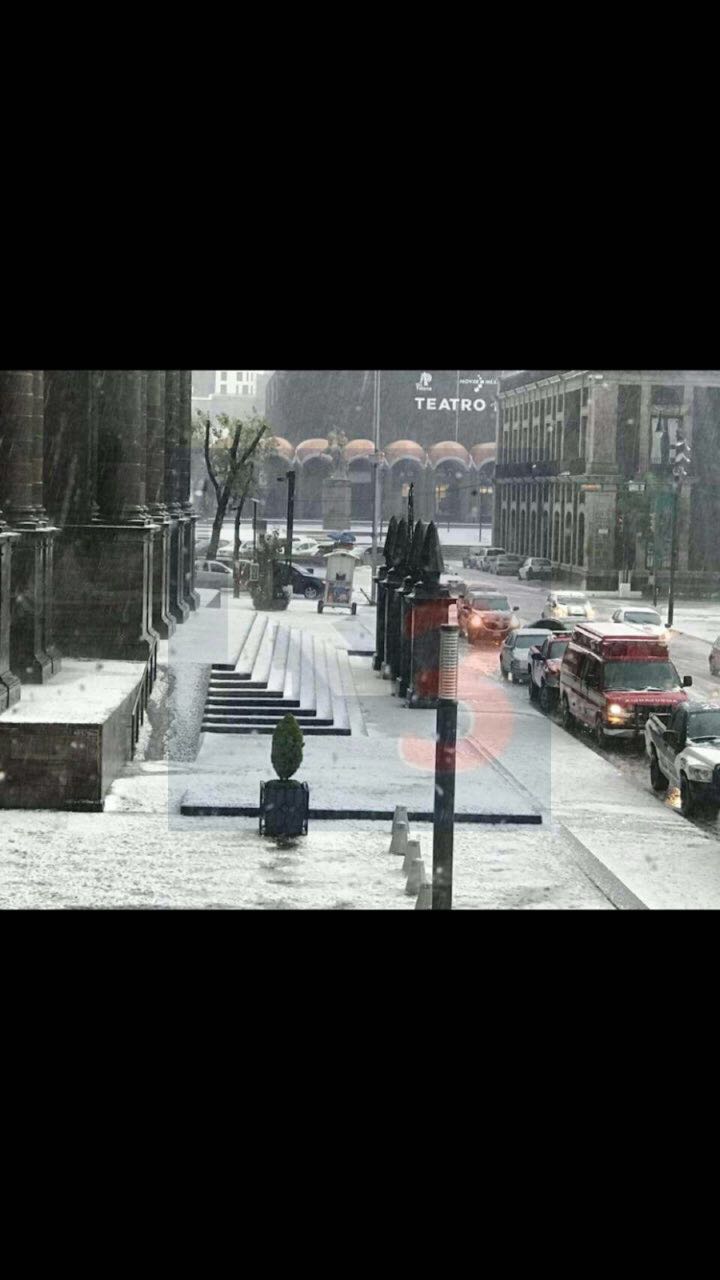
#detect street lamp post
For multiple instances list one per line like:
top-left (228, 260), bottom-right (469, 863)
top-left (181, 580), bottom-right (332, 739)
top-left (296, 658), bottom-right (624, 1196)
top-left (371, 371), bottom-right (382, 606)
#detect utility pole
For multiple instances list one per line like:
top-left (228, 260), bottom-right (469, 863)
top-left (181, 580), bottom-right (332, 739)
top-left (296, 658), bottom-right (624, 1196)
top-left (667, 432), bottom-right (691, 629)
top-left (371, 371), bottom-right (382, 606)
top-left (285, 470), bottom-right (295, 581)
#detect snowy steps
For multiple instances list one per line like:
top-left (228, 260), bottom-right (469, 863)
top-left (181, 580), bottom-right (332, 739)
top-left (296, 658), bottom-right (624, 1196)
top-left (201, 619), bottom-right (352, 737)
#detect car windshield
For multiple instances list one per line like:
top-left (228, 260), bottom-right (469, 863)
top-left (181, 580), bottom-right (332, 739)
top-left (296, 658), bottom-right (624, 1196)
top-left (514, 634), bottom-right (541, 649)
top-left (471, 596), bottom-right (510, 611)
top-left (603, 661), bottom-right (680, 691)
top-left (558, 594), bottom-right (587, 603)
top-left (549, 641), bottom-right (569, 659)
top-left (688, 711), bottom-right (720, 740)
top-left (624, 611), bottom-right (662, 626)
top-left (533, 560), bottom-right (551, 566)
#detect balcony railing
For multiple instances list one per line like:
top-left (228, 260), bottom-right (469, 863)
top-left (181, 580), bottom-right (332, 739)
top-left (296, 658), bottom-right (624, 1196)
top-left (495, 455), bottom-right (586, 480)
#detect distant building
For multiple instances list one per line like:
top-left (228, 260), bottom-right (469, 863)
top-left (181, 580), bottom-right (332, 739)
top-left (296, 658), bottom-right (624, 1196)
top-left (192, 370), bottom-right (273, 422)
top-left (494, 370), bottom-right (720, 592)
top-left (264, 371), bottom-right (499, 522)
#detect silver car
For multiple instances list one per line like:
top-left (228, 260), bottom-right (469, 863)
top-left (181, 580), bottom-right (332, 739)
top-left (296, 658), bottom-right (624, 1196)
top-left (195, 559), bottom-right (234, 589)
top-left (500, 628), bottom-right (554, 684)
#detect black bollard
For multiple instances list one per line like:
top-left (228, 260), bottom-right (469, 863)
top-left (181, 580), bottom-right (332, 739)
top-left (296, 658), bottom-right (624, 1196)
top-left (406, 523), bottom-right (456, 710)
top-left (398, 520), bottom-right (426, 700)
top-left (383, 518), bottom-right (409, 683)
top-left (373, 517), bottom-right (397, 673)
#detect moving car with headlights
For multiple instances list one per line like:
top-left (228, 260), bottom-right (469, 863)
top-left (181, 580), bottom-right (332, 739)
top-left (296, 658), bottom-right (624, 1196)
top-left (646, 703), bottom-right (720, 818)
top-left (457, 589), bottom-right (521, 647)
top-left (488, 553), bottom-right (524, 577)
top-left (710, 637), bottom-right (720, 677)
top-left (500, 628), bottom-right (553, 684)
top-left (528, 632), bottom-right (573, 710)
top-left (543, 591), bottom-right (595, 621)
top-left (611, 605), bottom-right (668, 641)
top-left (518, 557), bottom-right (552, 581)
top-left (559, 624), bottom-right (692, 746)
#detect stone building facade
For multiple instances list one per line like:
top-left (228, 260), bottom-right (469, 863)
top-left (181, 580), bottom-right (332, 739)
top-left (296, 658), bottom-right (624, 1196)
top-left (0, 371), bottom-right (199, 803)
top-left (263, 371), bottom-right (499, 524)
top-left (494, 370), bottom-right (720, 592)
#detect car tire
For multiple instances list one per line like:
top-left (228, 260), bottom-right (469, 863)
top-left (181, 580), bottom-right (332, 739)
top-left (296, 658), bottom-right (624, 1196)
top-left (650, 750), bottom-right (669, 793)
top-left (561, 696), bottom-right (575, 733)
top-left (539, 684), bottom-right (553, 714)
top-left (593, 717), bottom-right (607, 748)
top-left (317, 602), bottom-right (324, 614)
top-left (529, 680), bottom-right (539, 702)
top-left (304, 587), bottom-right (319, 600)
top-left (501, 665), bottom-right (509, 681)
top-left (680, 774), bottom-right (697, 818)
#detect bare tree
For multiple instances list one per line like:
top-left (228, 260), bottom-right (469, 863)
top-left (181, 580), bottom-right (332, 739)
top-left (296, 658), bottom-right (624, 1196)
top-left (195, 412), bottom-right (269, 560)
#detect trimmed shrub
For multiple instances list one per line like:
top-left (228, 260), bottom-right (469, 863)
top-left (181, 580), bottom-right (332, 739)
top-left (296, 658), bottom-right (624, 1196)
top-left (271, 714), bottom-right (304, 782)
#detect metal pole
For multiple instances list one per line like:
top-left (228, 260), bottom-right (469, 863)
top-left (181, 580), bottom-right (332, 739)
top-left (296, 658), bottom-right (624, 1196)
top-left (286, 470), bottom-right (295, 582)
top-left (371, 371), bottom-right (381, 606)
top-left (253, 500), bottom-right (258, 558)
top-left (667, 479), bottom-right (679, 628)
top-left (407, 482), bottom-right (415, 535)
top-left (432, 625), bottom-right (459, 911)
top-left (455, 370), bottom-right (460, 444)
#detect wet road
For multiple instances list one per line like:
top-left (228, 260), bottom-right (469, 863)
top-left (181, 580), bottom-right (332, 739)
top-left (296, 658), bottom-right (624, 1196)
top-left (450, 566), bottom-right (720, 844)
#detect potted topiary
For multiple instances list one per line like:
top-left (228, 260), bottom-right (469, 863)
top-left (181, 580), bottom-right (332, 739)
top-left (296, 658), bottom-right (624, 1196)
top-left (259, 714), bottom-right (310, 837)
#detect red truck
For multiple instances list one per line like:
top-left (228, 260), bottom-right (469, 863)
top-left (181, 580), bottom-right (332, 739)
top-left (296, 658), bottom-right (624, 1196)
top-left (559, 623), bottom-right (693, 747)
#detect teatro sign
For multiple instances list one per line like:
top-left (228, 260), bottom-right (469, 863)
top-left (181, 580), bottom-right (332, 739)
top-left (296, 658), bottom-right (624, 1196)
top-left (414, 372), bottom-right (497, 414)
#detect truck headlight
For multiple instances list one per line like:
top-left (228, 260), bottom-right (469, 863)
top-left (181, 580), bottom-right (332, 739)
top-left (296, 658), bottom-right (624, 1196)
top-left (607, 703), bottom-right (630, 718)
top-left (687, 765), bottom-right (713, 782)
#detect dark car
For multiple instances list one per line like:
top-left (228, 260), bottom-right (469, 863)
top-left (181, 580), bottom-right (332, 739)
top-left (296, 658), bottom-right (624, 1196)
top-left (528, 632), bottom-right (573, 711)
top-left (527, 618), bottom-right (573, 633)
top-left (324, 530), bottom-right (356, 545)
top-left (289, 564), bottom-right (324, 599)
top-left (710, 637), bottom-right (720, 678)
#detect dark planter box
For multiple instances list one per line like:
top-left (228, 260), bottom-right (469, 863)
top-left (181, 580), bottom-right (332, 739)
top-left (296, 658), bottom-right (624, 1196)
top-left (260, 780), bottom-right (310, 837)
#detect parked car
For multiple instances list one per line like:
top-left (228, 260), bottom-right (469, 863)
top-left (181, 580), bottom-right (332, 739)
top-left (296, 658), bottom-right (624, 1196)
top-left (611, 605), bottom-right (668, 642)
top-left (195, 559), bottom-right (234, 589)
top-left (457, 589), bottom-right (521, 647)
top-left (528, 632), bottom-right (573, 711)
top-left (292, 538), bottom-right (321, 558)
top-left (489, 554), bottom-right (524, 576)
top-left (646, 702), bottom-right (720, 818)
top-left (710, 637), bottom-right (720, 677)
top-left (518, 557), bottom-right (552, 581)
top-left (288, 564), bottom-right (324, 599)
top-left (543, 590), bottom-right (595, 621)
top-left (500, 629), bottom-right (553, 684)
top-left (559, 623), bottom-right (692, 746)
top-left (481, 548), bottom-right (506, 572)
top-left (463, 548), bottom-right (502, 570)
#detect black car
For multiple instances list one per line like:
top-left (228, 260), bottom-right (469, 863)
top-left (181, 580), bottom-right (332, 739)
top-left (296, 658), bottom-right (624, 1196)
top-left (527, 617), bottom-right (573, 632)
top-left (275, 563), bottom-right (324, 600)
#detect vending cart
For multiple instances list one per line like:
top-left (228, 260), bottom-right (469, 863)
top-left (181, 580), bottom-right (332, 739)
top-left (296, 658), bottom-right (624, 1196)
top-left (318, 549), bottom-right (358, 615)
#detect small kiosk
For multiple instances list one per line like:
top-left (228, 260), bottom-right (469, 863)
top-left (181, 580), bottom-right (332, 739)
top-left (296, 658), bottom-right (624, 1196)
top-left (318, 549), bottom-right (358, 615)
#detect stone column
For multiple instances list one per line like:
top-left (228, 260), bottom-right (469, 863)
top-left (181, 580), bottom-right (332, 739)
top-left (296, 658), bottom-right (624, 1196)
top-left (146, 371), bottom-right (175, 638)
top-left (0, 370), bottom-right (61, 684)
top-left (165, 370), bottom-right (189, 624)
top-left (0, 515), bottom-right (20, 709)
top-left (179, 370), bottom-right (200, 612)
top-left (50, 371), bottom-right (158, 664)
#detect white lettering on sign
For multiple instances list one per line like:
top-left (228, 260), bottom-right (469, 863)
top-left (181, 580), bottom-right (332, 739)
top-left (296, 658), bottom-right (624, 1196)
top-left (597, 528), bottom-right (609, 536)
top-left (414, 397), bottom-right (487, 413)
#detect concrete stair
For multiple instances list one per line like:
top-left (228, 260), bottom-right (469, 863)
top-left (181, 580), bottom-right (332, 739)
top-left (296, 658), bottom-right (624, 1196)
top-left (201, 619), bottom-right (353, 737)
